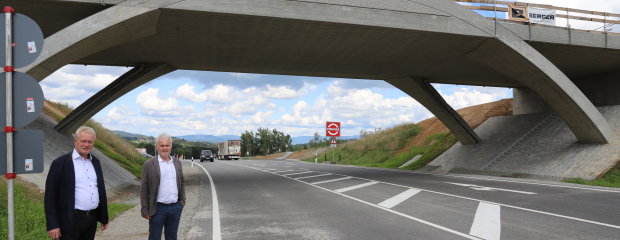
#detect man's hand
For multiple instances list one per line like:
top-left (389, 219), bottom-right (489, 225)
top-left (48, 228), bottom-right (61, 239)
top-left (101, 223), bottom-right (108, 231)
top-left (143, 215), bottom-right (151, 220)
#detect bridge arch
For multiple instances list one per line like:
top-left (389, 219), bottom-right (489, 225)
top-left (19, 0), bottom-right (615, 144)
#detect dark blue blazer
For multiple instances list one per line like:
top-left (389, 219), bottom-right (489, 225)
top-left (44, 152), bottom-right (109, 233)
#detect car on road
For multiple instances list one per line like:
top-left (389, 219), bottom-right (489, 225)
top-left (200, 150), bottom-right (214, 162)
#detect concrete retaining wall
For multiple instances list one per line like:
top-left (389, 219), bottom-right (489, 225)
top-left (426, 105), bottom-right (620, 181)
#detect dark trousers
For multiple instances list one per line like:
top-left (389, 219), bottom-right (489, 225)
top-left (149, 202), bottom-right (183, 240)
top-left (62, 211), bottom-right (97, 240)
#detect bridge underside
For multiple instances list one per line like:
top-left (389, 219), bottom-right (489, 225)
top-left (14, 0), bottom-right (619, 144)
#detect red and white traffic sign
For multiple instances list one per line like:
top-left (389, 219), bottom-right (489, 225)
top-left (326, 121), bottom-right (340, 137)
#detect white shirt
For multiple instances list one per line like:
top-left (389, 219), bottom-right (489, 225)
top-left (156, 155), bottom-right (178, 204)
top-left (72, 149), bottom-right (99, 211)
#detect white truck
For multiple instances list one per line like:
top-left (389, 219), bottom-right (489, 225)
top-left (218, 140), bottom-right (241, 160)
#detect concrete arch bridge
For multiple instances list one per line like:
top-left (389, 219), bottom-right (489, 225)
top-left (8, 0), bottom-right (620, 179)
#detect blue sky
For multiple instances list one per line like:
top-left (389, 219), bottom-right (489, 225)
top-left (38, 0), bottom-right (619, 138)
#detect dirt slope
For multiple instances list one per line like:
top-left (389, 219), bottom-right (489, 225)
top-left (409, 98), bottom-right (512, 146)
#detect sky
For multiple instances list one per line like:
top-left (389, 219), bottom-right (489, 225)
top-left (38, 0), bottom-right (620, 138)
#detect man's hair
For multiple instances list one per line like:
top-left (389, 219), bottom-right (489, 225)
top-left (73, 126), bottom-right (96, 139)
top-left (156, 133), bottom-right (173, 144)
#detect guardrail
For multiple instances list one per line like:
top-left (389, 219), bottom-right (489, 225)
top-left (455, 0), bottom-right (620, 34)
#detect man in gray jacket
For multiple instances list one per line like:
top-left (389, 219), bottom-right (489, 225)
top-left (141, 133), bottom-right (185, 240)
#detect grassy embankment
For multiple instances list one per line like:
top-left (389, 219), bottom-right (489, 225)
top-left (0, 178), bottom-right (133, 239)
top-left (303, 123), bottom-right (457, 170)
top-left (44, 101), bottom-right (145, 178)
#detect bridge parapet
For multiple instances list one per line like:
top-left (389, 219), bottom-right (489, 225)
top-left (456, 0), bottom-right (620, 34)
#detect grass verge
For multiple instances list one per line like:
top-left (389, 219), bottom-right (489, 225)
top-left (564, 165), bottom-right (620, 188)
top-left (303, 123), bottom-right (433, 168)
top-left (1, 178), bottom-right (134, 239)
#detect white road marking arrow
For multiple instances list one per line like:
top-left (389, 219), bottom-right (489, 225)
top-left (445, 182), bottom-right (537, 195)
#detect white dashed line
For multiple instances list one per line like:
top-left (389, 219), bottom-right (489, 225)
top-left (295, 173), bottom-right (333, 180)
top-left (446, 182), bottom-right (537, 195)
top-left (378, 188), bottom-right (421, 209)
top-left (470, 202), bottom-right (501, 240)
top-left (335, 181), bottom-right (379, 193)
top-left (312, 176), bottom-right (352, 185)
top-left (271, 169), bottom-right (299, 173)
top-left (282, 171), bottom-right (313, 176)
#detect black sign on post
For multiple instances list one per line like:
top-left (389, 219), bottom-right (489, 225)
top-left (0, 72), bottom-right (44, 128)
top-left (0, 13), bottom-right (44, 68)
top-left (2, 7), bottom-right (46, 240)
top-left (0, 130), bottom-right (44, 174)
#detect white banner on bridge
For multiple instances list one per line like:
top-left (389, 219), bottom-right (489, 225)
top-left (528, 7), bottom-right (556, 25)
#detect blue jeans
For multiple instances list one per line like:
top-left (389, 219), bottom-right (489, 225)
top-left (149, 202), bottom-right (183, 240)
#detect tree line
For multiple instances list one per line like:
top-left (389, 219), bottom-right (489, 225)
top-left (240, 128), bottom-right (292, 156)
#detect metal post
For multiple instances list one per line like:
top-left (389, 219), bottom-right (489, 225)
top-left (4, 7), bottom-right (15, 240)
top-left (493, 0), bottom-right (497, 37)
top-left (566, 7), bottom-right (572, 45)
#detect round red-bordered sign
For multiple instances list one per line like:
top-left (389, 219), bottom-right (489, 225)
top-left (326, 122), bottom-right (340, 137)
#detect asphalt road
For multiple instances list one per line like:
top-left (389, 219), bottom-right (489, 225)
top-left (186, 159), bottom-right (620, 240)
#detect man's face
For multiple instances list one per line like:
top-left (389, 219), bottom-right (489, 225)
top-left (157, 137), bottom-right (172, 158)
top-left (74, 131), bottom-right (95, 158)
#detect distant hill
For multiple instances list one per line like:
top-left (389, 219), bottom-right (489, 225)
top-left (112, 131), bottom-right (240, 143)
top-left (176, 134), bottom-right (239, 143)
top-left (113, 130), bottom-right (360, 145)
top-left (112, 130), bottom-right (151, 139)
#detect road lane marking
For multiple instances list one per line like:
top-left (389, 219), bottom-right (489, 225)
top-left (223, 162), bottom-right (482, 239)
top-left (335, 181), bottom-right (379, 193)
top-left (470, 202), bottom-right (501, 240)
top-left (271, 169), bottom-right (299, 173)
top-left (446, 182), bottom-right (537, 195)
top-left (378, 188), bottom-right (421, 209)
top-left (190, 162), bottom-right (221, 240)
top-left (294, 160), bottom-right (620, 193)
top-left (294, 173), bottom-right (333, 180)
top-left (311, 176), bottom-right (352, 184)
top-left (225, 161), bottom-right (620, 231)
top-left (282, 171), bottom-right (313, 176)
top-left (452, 175), bottom-right (620, 193)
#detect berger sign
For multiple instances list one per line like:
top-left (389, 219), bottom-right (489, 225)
top-left (528, 7), bottom-right (556, 25)
top-left (326, 121), bottom-right (341, 137)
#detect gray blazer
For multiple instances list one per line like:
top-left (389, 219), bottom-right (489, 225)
top-left (140, 156), bottom-right (186, 217)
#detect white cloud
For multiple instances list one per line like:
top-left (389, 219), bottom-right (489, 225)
top-left (264, 84), bottom-right (307, 99)
top-left (136, 88), bottom-right (194, 117)
top-left (41, 65), bottom-right (130, 108)
top-left (174, 83), bottom-right (208, 102)
top-left (439, 86), bottom-right (510, 110)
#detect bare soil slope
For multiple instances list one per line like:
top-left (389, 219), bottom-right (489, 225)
top-left (409, 99), bottom-right (512, 146)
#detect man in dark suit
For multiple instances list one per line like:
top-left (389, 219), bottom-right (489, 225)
top-left (141, 133), bottom-right (185, 240)
top-left (45, 126), bottom-right (109, 240)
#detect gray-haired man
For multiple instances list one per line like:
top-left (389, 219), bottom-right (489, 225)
top-left (44, 126), bottom-right (109, 240)
top-left (141, 133), bottom-right (186, 240)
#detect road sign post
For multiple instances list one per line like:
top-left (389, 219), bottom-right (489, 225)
top-left (2, 7), bottom-right (44, 240)
top-left (326, 122), bottom-right (341, 163)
